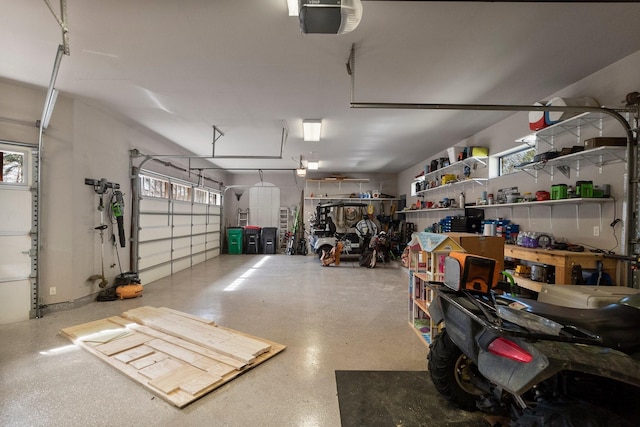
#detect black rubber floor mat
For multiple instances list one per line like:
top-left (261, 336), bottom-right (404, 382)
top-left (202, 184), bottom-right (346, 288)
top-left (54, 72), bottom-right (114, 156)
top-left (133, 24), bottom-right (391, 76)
top-left (335, 370), bottom-right (491, 427)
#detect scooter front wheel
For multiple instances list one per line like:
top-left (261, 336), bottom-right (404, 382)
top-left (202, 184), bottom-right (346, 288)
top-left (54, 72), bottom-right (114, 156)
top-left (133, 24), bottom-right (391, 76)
top-left (317, 245), bottom-right (333, 260)
top-left (428, 329), bottom-right (484, 412)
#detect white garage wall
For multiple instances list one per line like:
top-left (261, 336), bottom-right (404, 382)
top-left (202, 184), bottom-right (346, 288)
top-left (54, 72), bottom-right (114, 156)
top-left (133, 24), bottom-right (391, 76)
top-left (0, 78), bottom-right (227, 315)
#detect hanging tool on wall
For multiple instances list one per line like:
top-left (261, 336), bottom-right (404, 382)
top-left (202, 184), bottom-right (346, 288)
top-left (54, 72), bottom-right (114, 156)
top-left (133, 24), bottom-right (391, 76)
top-left (85, 177), bottom-right (122, 288)
top-left (88, 194), bottom-right (109, 288)
top-left (111, 189), bottom-right (126, 247)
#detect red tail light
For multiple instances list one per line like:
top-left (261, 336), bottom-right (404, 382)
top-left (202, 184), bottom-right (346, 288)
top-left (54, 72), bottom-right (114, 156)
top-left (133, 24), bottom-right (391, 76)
top-left (488, 337), bottom-right (533, 363)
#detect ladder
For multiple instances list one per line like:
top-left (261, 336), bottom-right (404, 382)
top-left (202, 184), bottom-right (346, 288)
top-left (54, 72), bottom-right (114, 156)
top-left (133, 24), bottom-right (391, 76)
top-left (279, 207), bottom-right (289, 251)
top-left (237, 209), bottom-right (249, 227)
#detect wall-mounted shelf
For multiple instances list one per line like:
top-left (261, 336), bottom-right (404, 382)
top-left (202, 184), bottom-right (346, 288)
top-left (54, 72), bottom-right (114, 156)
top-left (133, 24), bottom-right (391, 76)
top-left (515, 112), bottom-right (609, 147)
top-left (471, 197), bottom-right (613, 209)
top-left (306, 178), bottom-right (370, 183)
top-left (416, 178), bottom-right (488, 195)
top-left (305, 178), bottom-right (371, 194)
top-left (305, 197), bottom-right (400, 201)
top-left (412, 156), bottom-right (488, 196)
top-left (426, 156), bottom-right (488, 179)
top-left (472, 197), bottom-right (614, 230)
top-left (515, 146), bottom-right (626, 179)
top-left (401, 207), bottom-right (464, 214)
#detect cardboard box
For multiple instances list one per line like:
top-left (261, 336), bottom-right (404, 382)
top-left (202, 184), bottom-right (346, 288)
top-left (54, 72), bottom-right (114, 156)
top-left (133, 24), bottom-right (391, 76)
top-left (445, 232), bottom-right (505, 275)
top-left (583, 137), bottom-right (626, 149)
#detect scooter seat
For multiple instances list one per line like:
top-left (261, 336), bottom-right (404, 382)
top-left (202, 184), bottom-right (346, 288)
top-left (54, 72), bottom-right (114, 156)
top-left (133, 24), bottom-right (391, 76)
top-left (501, 294), bottom-right (640, 354)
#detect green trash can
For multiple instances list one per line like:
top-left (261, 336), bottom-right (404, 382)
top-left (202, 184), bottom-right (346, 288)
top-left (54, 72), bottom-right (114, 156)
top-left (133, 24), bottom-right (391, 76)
top-left (227, 227), bottom-right (243, 254)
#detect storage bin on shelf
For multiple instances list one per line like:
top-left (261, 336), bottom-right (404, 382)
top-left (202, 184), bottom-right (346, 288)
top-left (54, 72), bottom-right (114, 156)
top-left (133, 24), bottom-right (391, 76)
top-left (551, 184), bottom-right (568, 200)
top-left (575, 181), bottom-right (593, 198)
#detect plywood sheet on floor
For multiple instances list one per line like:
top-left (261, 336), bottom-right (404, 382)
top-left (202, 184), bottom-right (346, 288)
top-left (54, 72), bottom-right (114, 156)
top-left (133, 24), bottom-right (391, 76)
top-left (60, 306), bottom-right (286, 408)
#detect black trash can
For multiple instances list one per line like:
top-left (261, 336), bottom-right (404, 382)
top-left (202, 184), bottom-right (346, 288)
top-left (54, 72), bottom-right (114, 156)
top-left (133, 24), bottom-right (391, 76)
top-left (261, 227), bottom-right (278, 254)
top-left (244, 226), bottom-right (261, 254)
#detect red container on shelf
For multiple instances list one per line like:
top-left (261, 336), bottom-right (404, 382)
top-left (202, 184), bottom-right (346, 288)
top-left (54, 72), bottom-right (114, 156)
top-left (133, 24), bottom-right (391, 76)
top-left (536, 191), bottom-right (551, 201)
top-left (529, 102), bottom-right (547, 131)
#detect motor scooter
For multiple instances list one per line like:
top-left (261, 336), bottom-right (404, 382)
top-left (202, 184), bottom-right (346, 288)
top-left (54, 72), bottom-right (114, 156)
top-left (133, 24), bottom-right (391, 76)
top-left (426, 252), bottom-right (640, 426)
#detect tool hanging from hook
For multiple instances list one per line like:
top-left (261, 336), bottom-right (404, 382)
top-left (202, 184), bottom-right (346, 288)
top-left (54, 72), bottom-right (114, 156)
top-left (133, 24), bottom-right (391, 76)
top-left (85, 177), bottom-right (126, 288)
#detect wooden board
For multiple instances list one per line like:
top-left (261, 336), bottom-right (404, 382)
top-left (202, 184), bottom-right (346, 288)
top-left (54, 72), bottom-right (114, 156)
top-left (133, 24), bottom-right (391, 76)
top-left (107, 316), bottom-right (248, 370)
top-left (95, 332), bottom-right (153, 356)
top-left (122, 306), bottom-right (271, 361)
top-left (60, 306), bottom-right (286, 408)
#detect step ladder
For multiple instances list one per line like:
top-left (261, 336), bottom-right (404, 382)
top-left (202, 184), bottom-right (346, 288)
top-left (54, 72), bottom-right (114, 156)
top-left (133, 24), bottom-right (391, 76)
top-left (279, 207), bottom-right (289, 251)
top-left (238, 209), bottom-right (249, 227)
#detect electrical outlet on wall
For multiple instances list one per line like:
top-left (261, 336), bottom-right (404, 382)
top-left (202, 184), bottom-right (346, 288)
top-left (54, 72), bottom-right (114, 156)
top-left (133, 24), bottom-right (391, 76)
top-left (49, 287), bottom-right (56, 296)
top-left (593, 226), bottom-right (600, 237)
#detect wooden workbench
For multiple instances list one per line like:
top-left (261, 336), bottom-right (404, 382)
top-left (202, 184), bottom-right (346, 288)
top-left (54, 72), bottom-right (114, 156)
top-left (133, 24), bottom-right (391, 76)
top-left (504, 245), bottom-right (617, 292)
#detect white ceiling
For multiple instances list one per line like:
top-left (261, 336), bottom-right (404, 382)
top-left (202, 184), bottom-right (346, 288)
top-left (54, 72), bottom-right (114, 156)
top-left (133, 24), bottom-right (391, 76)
top-left (3, 1), bottom-right (640, 176)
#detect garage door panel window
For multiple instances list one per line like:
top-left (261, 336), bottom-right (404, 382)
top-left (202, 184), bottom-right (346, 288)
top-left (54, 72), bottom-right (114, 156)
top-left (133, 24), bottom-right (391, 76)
top-left (141, 175), bottom-right (169, 198)
top-left (139, 174), bottom-right (221, 205)
top-left (1, 149), bottom-right (26, 184)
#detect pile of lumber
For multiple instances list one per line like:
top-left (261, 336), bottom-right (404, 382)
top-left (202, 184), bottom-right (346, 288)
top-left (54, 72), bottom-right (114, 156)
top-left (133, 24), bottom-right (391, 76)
top-left (60, 306), bottom-right (285, 408)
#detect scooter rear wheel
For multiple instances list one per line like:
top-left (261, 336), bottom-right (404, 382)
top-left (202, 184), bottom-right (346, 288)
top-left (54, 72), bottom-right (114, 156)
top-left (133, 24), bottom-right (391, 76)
top-left (317, 245), bottom-right (333, 259)
top-left (428, 329), bottom-right (484, 412)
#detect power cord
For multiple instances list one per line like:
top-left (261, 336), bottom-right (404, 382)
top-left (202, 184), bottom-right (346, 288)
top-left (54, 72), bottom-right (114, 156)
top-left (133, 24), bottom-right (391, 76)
top-left (608, 196), bottom-right (621, 253)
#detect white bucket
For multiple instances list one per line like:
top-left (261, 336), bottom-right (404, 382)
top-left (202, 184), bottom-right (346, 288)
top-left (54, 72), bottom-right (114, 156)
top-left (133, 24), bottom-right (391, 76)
top-left (544, 97), bottom-right (599, 125)
top-left (447, 147), bottom-right (462, 164)
top-left (529, 102), bottom-right (546, 131)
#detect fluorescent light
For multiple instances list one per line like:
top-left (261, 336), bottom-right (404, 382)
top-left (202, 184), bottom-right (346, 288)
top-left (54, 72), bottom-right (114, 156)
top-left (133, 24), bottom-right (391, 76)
top-left (287, 0), bottom-right (299, 16)
top-left (42, 88), bottom-right (59, 129)
top-left (307, 161), bottom-right (319, 170)
top-left (296, 167), bottom-right (307, 177)
top-left (303, 119), bottom-right (322, 142)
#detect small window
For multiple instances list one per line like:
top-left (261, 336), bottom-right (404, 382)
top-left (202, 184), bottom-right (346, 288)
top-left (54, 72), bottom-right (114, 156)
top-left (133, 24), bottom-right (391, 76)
top-left (172, 182), bottom-right (191, 202)
top-left (194, 188), bottom-right (208, 204)
top-left (499, 146), bottom-right (536, 176)
top-left (139, 174), bottom-right (169, 198)
top-left (1, 150), bottom-right (25, 184)
top-left (209, 191), bottom-right (220, 206)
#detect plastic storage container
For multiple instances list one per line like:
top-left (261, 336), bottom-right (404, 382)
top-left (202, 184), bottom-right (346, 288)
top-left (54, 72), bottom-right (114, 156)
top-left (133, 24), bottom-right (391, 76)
top-left (551, 184), bottom-right (568, 200)
top-left (227, 227), bottom-right (243, 254)
top-left (575, 181), bottom-right (593, 198)
top-left (261, 227), bottom-right (278, 254)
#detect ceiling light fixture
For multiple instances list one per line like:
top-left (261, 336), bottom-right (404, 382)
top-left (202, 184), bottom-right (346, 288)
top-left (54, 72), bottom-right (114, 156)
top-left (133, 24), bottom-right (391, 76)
top-left (303, 119), bottom-right (322, 142)
top-left (286, 0), bottom-right (299, 16)
top-left (307, 161), bottom-right (319, 170)
top-left (299, 0), bottom-right (363, 34)
top-left (42, 88), bottom-right (59, 129)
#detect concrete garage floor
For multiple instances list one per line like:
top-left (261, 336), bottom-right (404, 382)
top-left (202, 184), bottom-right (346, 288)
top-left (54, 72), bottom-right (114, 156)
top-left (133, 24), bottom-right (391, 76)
top-left (0, 254), bottom-right (489, 426)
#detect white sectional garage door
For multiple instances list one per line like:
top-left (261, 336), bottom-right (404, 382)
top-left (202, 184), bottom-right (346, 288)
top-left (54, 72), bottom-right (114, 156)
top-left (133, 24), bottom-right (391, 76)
top-left (0, 144), bottom-right (33, 324)
top-left (138, 195), bottom-right (221, 285)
